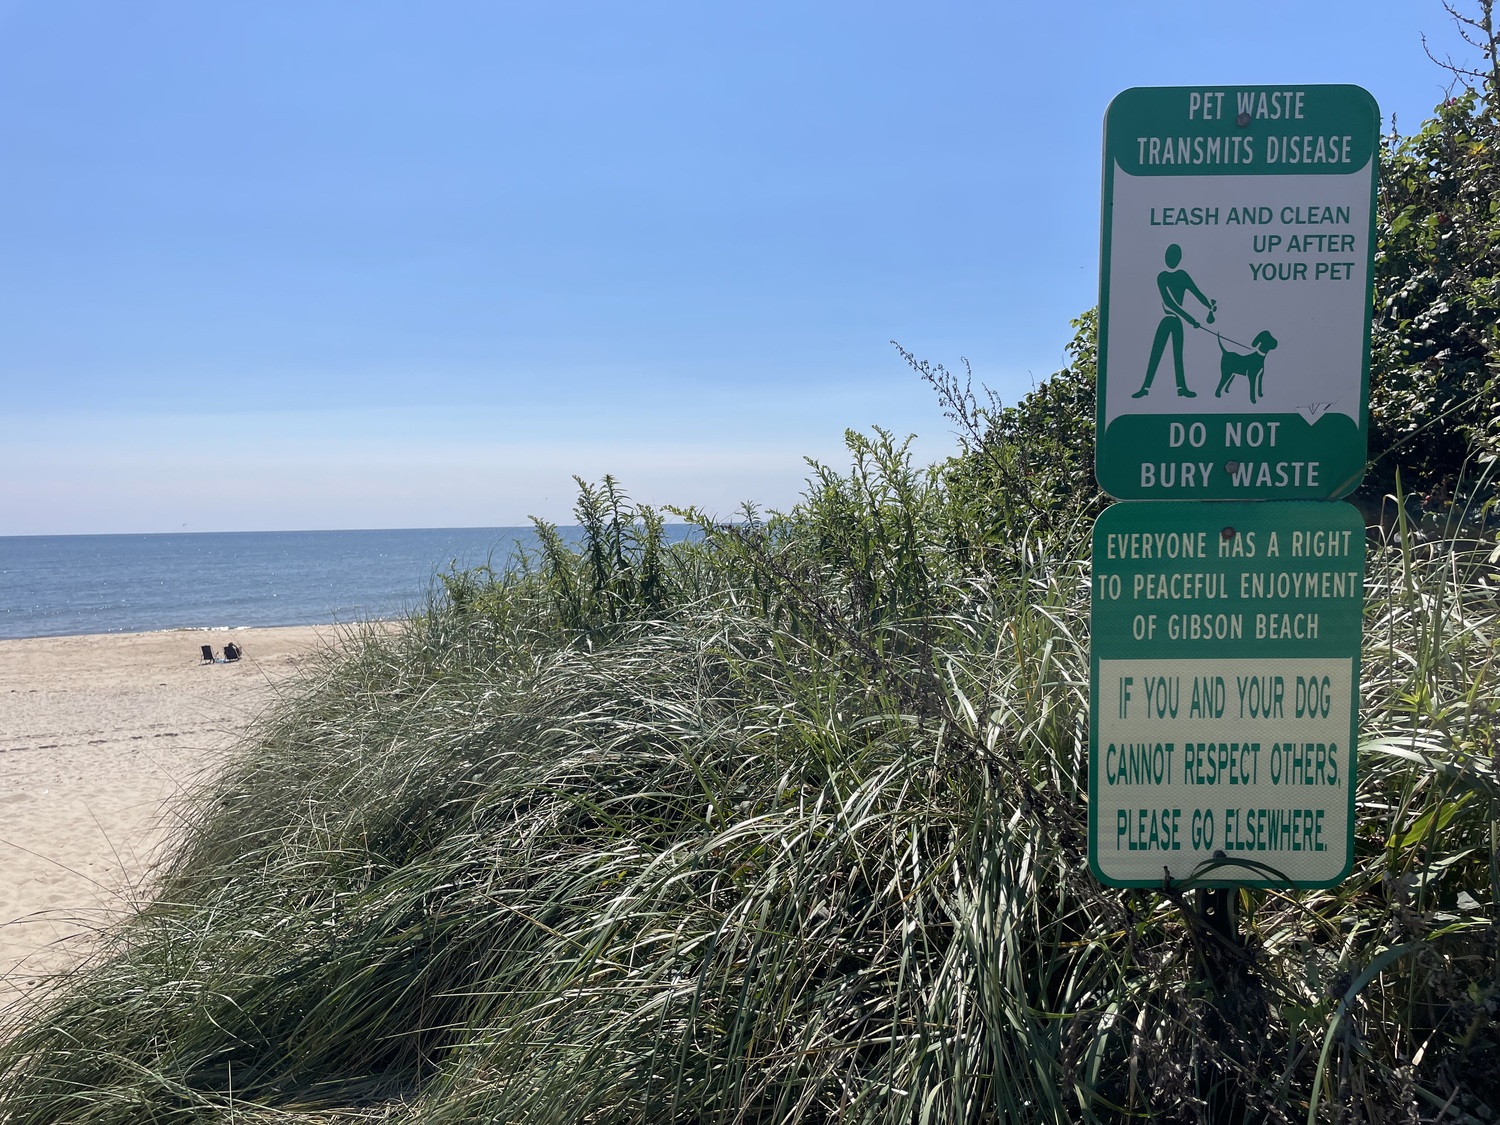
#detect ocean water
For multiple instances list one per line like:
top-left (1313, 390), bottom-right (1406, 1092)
top-left (0, 527), bottom-right (618, 640)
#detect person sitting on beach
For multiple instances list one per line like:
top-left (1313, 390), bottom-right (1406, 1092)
top-left (223, 641), bottom-right (241, 662)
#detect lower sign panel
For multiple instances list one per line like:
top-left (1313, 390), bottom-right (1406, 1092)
top-left (1092, 656), bottom-right (1354, 886)
top-left (1089, 500), bottom-right (1363, 888)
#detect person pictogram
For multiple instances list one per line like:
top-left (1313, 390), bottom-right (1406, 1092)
top-left (1133, 244), bottom-right (1214, 399)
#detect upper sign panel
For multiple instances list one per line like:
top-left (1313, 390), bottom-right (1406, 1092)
top-left (1096, 85), bottom-right (1379, 500)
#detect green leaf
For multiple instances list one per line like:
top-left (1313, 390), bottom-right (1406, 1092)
top-left (1387, 792), bottom-right (1473, 851)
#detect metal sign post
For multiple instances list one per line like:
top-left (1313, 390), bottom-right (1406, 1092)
top-left (1087, 88), bottom-right (1377, 1119)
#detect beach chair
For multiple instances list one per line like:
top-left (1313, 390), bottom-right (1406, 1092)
top-left (200, 645), bottom-right (215, 664)
top-left (224, 642), bottom-right (242, 662)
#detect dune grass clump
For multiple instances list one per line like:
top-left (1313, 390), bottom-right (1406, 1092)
top-left (0, 431), bottom-right (1496, 1123)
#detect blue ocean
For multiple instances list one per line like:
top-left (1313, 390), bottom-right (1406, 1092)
top-left (0, 527), bottom-right (648, 640)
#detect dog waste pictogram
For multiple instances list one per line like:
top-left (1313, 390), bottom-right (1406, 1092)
top-left (1096, 85), bottom-right (1379, 500)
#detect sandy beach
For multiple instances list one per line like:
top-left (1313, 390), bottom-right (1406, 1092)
top-left (0, 625), bottom-right (332, 1009)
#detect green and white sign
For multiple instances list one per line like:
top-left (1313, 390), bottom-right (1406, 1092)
top-left (1096, 85), bottom-right (1379, 501)
top-left (1089, 501), bottom-right (1364, 887)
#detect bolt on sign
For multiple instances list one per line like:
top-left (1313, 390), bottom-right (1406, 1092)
top-left (1096, 85), bottom-right (1380, 501)
top-left (1089, 501), bottom-right (1364, 887)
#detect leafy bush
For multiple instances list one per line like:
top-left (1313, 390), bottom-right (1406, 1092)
top-left (1367, 85), bottom-right (1500, 522)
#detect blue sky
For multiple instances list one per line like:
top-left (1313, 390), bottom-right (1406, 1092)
top-left (0, 1), bottom-right (1476, 533)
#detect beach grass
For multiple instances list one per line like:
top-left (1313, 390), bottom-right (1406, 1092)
top-left (0, 434), bottom-right (1495, 1123)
